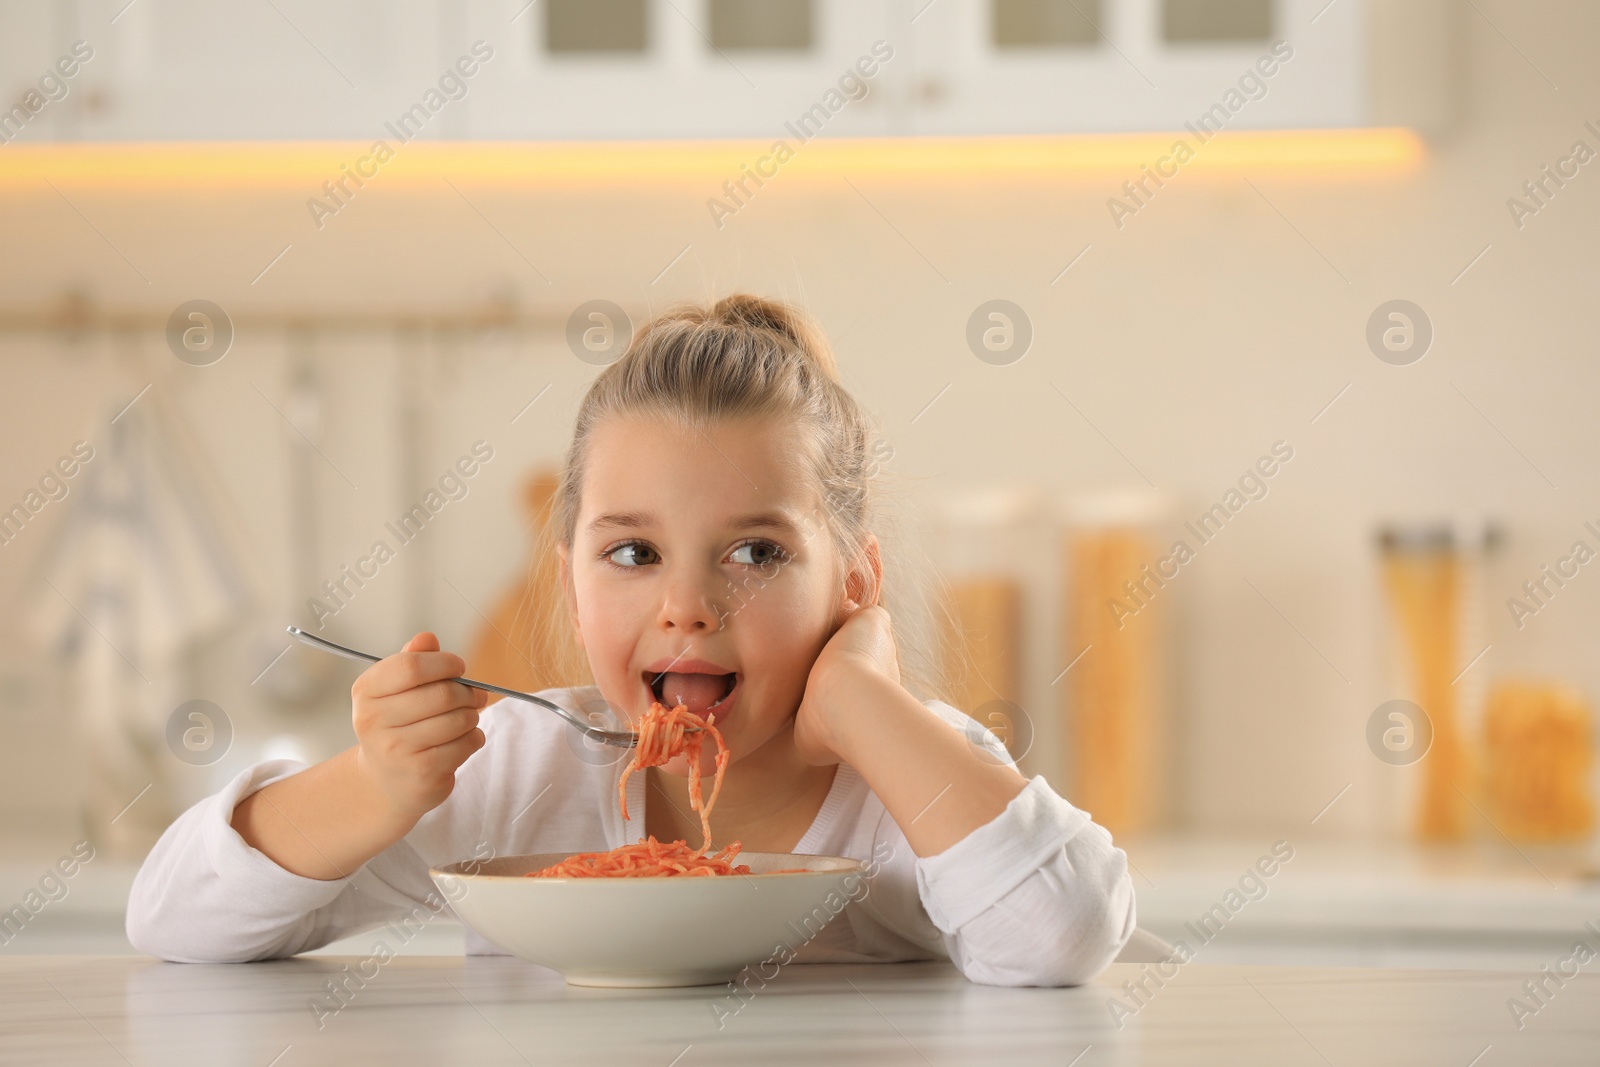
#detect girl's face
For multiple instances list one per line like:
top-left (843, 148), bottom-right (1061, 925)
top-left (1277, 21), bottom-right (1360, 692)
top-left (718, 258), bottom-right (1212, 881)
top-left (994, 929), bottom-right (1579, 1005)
top-left (559, 414), bottom-right (858, 770)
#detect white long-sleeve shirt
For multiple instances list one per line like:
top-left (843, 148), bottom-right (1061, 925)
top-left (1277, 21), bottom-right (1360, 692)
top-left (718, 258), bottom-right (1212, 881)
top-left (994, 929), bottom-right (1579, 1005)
top-left (126, 687), bottom-right (1136, 986)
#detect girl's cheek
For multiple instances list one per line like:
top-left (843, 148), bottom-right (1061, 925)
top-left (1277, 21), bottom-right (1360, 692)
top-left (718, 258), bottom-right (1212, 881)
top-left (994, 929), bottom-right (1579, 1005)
top-left (743, 597), bottom-right (827, 652)
top-left (579, 585), bottom-right (639, 635)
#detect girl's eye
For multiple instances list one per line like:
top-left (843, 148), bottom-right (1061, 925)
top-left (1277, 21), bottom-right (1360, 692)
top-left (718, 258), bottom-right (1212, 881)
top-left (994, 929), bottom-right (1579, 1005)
top-left (602, 542), bottom-right (660, 568)
top-left (729, 539), bottom-right (789, 568)
top-left (600, 539), bottom-right (789, 570)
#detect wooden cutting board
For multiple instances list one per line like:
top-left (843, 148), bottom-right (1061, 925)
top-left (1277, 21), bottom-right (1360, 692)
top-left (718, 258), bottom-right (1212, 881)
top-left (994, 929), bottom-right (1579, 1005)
top-left (465, 468), bottom-right (592, 694)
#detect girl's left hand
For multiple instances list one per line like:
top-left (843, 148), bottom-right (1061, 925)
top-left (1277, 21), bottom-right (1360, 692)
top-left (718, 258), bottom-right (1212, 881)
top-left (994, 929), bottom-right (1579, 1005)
top-left (793, 604), bottom-right (901, 765)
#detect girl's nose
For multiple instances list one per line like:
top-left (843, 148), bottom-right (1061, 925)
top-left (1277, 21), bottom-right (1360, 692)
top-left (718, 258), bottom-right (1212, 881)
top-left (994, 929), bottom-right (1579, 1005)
top-left (656, 573), bottom-right (726, 633)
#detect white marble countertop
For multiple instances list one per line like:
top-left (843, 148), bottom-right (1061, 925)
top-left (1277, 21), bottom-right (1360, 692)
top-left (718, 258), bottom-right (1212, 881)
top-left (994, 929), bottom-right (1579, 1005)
top-left (3, 955), bottom-right (1596, 1065)
top-left (1123, 836), bottom-right (1600, 933)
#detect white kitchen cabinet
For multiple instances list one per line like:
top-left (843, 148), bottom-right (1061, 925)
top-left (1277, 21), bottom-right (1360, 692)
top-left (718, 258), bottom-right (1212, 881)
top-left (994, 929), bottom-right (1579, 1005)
top-left (905, 0), bottom-right (1369, 134)
top-left (0, 0), bottom-right (1444, 142)
top-left (459, 0), bottom-right (905, 140)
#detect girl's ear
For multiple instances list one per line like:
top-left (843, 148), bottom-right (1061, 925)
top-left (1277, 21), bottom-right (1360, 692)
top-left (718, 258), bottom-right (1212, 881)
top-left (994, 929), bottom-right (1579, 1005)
top-left (556, 542), bottom-right (584, 649)
top-left (840, 533), bottom-right (884, 614)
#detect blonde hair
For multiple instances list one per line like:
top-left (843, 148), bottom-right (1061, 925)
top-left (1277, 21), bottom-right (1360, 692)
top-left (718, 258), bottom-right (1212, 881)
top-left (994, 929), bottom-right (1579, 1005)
top-left (534, 293), bottom-right (952, 707)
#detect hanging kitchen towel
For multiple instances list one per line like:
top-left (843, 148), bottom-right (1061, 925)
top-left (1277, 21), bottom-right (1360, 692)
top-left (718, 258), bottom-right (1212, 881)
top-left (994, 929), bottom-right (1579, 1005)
top-left (24, 350), bottom-right (259, 852)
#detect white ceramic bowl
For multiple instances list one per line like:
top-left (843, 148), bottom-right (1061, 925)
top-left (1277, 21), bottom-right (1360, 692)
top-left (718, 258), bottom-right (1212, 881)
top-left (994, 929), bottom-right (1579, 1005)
top-left (431, 851), bottom-right (866, 987)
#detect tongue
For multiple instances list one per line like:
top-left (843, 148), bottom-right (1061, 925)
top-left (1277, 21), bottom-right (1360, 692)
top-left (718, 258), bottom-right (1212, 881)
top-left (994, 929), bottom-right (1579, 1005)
top-left (659, 672), bottom-right (728, 715)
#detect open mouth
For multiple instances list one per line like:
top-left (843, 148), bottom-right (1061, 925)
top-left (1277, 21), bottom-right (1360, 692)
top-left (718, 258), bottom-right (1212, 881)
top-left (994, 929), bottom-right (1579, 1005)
top-left (644, 670), bottom-right (738, 714)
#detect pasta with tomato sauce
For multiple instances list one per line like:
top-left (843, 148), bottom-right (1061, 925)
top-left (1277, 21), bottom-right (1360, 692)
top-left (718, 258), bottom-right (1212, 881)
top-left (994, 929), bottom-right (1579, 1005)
top-left (526, 700), bottom-right (752, 878)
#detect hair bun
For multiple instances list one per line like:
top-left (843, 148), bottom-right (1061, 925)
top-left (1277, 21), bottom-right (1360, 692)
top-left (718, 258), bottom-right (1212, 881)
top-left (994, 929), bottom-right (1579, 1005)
top-left (710, 294), bottom-right (840, 383)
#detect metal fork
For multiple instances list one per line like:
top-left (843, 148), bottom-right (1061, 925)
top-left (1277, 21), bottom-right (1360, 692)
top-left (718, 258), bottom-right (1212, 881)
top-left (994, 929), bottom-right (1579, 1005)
top-left (286, 626), bottom-right (670, 749)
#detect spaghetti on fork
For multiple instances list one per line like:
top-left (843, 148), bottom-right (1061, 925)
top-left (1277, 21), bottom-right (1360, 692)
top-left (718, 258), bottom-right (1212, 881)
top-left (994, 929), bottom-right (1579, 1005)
top-left (527, 701), bottom-right (750, 877)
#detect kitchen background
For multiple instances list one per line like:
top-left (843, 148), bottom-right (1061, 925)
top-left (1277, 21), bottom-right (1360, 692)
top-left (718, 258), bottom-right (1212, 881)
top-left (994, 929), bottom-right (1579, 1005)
top-left (2, 0), bottom-right (1597, 969)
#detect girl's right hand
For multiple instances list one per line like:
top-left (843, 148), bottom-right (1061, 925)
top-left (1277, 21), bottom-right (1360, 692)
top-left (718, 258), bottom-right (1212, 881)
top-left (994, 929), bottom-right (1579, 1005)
top-left (350, 631), bottom-right (489, 822)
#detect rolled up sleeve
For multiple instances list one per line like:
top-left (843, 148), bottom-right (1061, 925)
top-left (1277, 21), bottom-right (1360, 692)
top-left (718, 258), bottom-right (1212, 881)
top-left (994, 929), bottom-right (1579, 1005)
top-left (913, 775), bottom-right (1136, 987)
top-left (125, 760), bottom-right (443, 963)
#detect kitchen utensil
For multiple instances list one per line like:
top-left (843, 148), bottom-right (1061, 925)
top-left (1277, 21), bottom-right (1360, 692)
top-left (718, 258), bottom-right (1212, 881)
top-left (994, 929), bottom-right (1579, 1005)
top-left (285, 625), bottom-right (686, 749)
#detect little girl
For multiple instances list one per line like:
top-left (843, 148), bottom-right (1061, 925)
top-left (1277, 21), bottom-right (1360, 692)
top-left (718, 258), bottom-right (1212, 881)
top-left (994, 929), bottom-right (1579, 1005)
top-left (127, 294), bottom-right (1135, 986)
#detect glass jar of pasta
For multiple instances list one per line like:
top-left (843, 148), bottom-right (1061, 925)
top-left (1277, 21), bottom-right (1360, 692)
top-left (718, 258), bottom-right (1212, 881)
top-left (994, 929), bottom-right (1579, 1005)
top-left (1477, 519), bottom-right (1595, 846)
top-left (927, 487), bottom-right (1049, 776)
top-left (1373, 517), bottom-right (1501, 842)
top-left (1056, 489), bottom-right (1178, 840)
